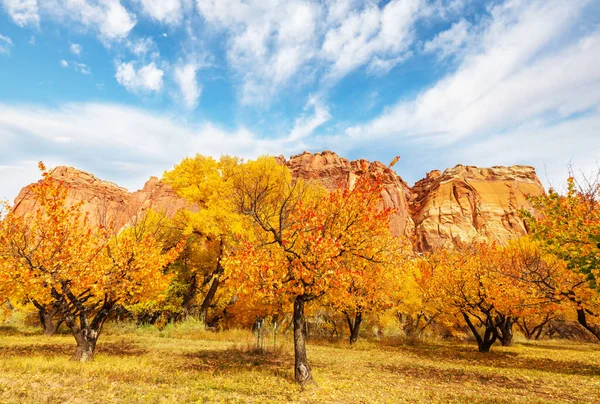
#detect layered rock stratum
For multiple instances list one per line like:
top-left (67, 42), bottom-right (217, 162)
top-left (13, 166), bottom-right (188, 229)
top-left (12, 152), bottom-right (545, 251)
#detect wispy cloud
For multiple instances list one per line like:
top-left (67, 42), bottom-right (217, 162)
top-left (0, 102), bottom-right (310, 200)
top-left (345, 0), bottom-right (598, 143)
top-left (0, 33), bottom-right (13, 54)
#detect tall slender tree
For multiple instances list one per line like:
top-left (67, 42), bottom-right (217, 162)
top-left (226, 156), bottom-right (404, 384)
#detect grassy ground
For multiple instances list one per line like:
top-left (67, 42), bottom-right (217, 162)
top-left (0, 323), bottom-right (599, 403)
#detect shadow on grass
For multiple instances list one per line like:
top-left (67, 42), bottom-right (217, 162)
top-left (0, 341), bottom-right (148, 358)
top-left (391, 343), bottom-right (600, 377)
top-left (380, 362), bottom-right (579, 402)
top-left (184, 347), bottom-right (293, 380)
top-left (518, 341), bottom-right (599, 352)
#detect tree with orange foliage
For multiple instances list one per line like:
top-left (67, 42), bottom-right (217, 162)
top-left (0, 163), bottom-right (182, 361)
top-left (226, 156), bottom-right (404, 384)
top-left (427, 243), bottom-right (547, 352)
top-left (501, 236), bottom-right (598, 340)
top-left (523, 173), bottom-right (600, 340)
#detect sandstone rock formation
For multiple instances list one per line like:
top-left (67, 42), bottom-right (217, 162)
top-left (410, 165), bottom-right (544, 251)
top-left (282, 151), bottom-right (414, 236)
top-left (11, 152), bottom-right (546, 251)
top-left (13, 166), bottom-right (187, 229)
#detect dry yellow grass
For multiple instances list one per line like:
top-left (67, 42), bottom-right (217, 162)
top-left (0, 322), bottom-right (599, 403)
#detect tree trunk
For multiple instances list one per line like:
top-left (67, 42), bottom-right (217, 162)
top-left (463, 312), bottom-right (497, 353)
top-left (31, 298), bottom-right (63, 336)
top-left (494, 315), bottom-right (514, 347)
top-left (576, 308), bottom-right (600, 341)
top-left (182, 273), bottom-right (197, 315)
top-left (71, 329), bottom-right (99, 362)
top-left (346, 312), bottom-right (363, 344)
top-left (41, 312), bottom-right (63, 336)
top-left (293, 296), bottom-right (313, 386)
top-left (199, 275), bottom-right (220, 324)
top-left (199, 241), bottom-right (225, 325)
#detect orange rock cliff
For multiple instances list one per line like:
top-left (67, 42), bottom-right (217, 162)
top-left (12, 151), bottom-right (544, 251)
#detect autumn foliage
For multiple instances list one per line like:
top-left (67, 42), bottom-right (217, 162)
top-left (2, 157), bottom-right (600, 386)
top-left (0, 163), bottom-right (182, 361)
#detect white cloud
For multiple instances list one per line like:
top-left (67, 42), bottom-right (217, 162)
top-left (139, 0), bottom-right (182, 25)
top-left (174, 63), bottom-right (201, 109)
top-left (0, 34), bottom-right (13, 54)
top-left (194, 0), bottom-right (431, 104)
top-left (321, 0), bottom-right (424, 81)
top-left (451, 113), bottom-right (600, 189)
top-left (115, 61), bottom-right (164, 92)
top-left (345, 0), bottom-right (598, 144)
top-left (287, 97), bottom-right (331, 141)
top-left (1, 0), bottom-right (39, 27)
top-left (70, 42), bottom-right (82, 55)
top-left (423, 19), bottom-right (471, 60)
top-left (0, 102), bottom-right (307, 201)
top-left (41, 0), bottom-right (136, 41)
top-left (196, 0), bottom-right (322, 105)
top-left (368, 53), bottom-right (412, 76)
top-left (60, 59), bottom-right (68, 67)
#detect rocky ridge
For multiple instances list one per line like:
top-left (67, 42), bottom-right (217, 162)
top-left (12, 152), bottom-right (545, 250)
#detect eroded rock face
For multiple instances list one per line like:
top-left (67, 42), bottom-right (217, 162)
top-left (410, 165), bottom-right (544, 251)
top-left (11, 153), bottom-right (545, 250)
top-left (283, 151), bottom-right (414, 237)
top-left (13, 167), bottom-right (187, 229)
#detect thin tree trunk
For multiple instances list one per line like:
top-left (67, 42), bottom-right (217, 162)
top-left (182, 273), bottom-right (197, 315)
top-left (293, 296), bottom-right (313, 386)
top-left (346, 312), bottom-right (363, 344)
top-left (199, 240), bottom-right (225, 325)
top-left (273, 318), bottom-right (278, 349)
top-left (199, 275), bottom-right (220, 323)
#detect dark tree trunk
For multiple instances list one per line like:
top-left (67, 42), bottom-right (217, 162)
top-left (576, 308), bottom-right (600, 341)
top-left (494, 314), bottom-right (514, 347)
top-left (182, 273), bottom-right (197, 314)
top-left (58, 285), bottom-right (115, 363)
top-left (41, 312), bottom-right (64, 336)
top-left (463, 312), bottom-right (497, 353)
top-left (71, 329), bottom-right (99, 362)
top-left (31, 299), bottom-right (63, 336)
top-left (293, 296), bottom-right (313, 386)
top-left (345, 312), bottom-right (363, 345)
top-left (199, 274), bottom-right (220, 324)
top-left (198, 239), bottom-right (225, 325)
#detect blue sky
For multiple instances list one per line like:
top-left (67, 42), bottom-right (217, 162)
top-left (1, 0), bottom-right (599, 201)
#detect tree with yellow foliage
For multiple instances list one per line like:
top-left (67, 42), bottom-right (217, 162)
top-left (0, 163), bottom-right (182, 361)
top-left (163, 155), bottom-right (247, 326)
